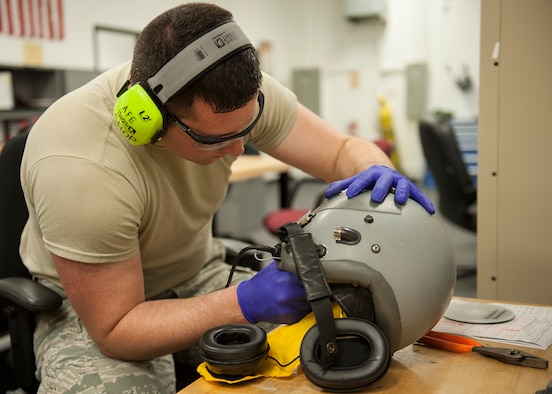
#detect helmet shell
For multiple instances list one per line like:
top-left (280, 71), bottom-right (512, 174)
top-left (280, 190), bottom-right (456, 352)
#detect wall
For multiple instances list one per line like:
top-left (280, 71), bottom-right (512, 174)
top-left (0, 0), bottom-right (480, 179)
top-left (378, 0), bottom-right (480, 178)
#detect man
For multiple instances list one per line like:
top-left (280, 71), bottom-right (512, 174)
top-left (20, 3), bottom-right (434, 392)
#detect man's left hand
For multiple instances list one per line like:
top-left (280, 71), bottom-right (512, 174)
top-left (324, 165), bottom-right (435, 214)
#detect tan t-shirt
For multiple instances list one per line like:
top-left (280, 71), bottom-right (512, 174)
top-left (20, 62), bottom-right (297, 299)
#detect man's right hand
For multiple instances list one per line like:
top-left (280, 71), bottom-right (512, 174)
top-left (237, 261), bottom-right (311, 324)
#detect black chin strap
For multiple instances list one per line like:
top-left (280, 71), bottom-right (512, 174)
top-left (278, 223), bottom-right (337, 368)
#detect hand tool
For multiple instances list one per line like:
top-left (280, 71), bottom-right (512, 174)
top-left (417, 330), bottom-right (548, 369)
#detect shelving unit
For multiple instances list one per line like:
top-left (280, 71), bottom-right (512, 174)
top-left (0, 66), bottom-right (98, 143)
top-left (451, 119), bottom-right (478, 185)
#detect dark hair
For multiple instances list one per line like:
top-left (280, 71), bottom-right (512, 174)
top-left (130, 3), bottom-right (261, 114)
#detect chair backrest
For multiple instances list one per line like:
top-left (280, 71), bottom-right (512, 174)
top-left (0, 131), bottom-right (31, 280)
top-left (419, 119), bottom-right (476, 232)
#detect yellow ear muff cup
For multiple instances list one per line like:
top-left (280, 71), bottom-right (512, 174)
top-left (113, 83), bottom-right (165, 146)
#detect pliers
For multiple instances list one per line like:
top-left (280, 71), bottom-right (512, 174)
top-left (416, 330), bottom-right (548, 369)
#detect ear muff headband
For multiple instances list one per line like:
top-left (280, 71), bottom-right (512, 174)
top-left (300, 318), bottom-right (391, 392)
top-left (113, 20), bottom-right (253, 146)
top-left (148, 20), bottom-right (252, 104)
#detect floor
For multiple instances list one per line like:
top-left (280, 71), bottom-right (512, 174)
top-left (419, 187), bottom-right (477, 298)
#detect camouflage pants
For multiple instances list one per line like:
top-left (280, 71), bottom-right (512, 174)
top-left (33, 258), bottom-right (258, 393)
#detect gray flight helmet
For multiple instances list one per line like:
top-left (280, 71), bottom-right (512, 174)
top-left (278, 189), bottom-right (456, 353)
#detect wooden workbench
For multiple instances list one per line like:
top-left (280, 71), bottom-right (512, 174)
top-left (229, 155), bottom-right (290, 183)
top-left (228, 154), bottom-right (291, 208)
top-left (180, 298), bottom-right (552, 393)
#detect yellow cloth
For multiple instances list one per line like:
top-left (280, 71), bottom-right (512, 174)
top-left (197, 304), bottom-right (345, 383)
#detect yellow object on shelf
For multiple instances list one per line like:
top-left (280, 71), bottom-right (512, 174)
top-left (378, 96), bottom-right (402, 172)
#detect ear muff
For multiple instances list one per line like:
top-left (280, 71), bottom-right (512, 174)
top-left (199, 324), bottom-right (269, 378)
top-left (113, 81), bottom-right (167, 146)
top-left (114, 20), bottom-right (253, 146)
top-left (300, 318), bottom-right (391, 392)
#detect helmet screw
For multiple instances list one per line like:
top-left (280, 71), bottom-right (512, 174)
top-left (364, 215), bottom-right (374, 223)
top-left (371, 244), bottom-right (381, 253)
top-left (326, 342), bottom-right (336, 354)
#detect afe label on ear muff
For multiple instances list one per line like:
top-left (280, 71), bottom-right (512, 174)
top-left (113, 82), bottom-right (165, 146)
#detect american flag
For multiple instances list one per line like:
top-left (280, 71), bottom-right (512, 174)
top-left (0, 0), bottom-right (64, 40)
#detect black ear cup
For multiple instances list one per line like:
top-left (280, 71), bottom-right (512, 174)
top-left (199, 324), bottom-right (269, 377)
top-left (300, 318), bottom-right (391, 392)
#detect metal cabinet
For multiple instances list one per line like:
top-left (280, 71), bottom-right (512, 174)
top-left (478, 0), bottom-right (552, 303)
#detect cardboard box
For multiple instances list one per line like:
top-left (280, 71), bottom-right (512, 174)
top-left (0, 71), bottom-right (15, 110)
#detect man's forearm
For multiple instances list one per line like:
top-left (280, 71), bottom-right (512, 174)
top-left (98, 286), bottom-right (247, 361)
top-left (332, 136), bottom-right (394, 181)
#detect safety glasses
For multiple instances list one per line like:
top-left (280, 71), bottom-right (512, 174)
top-left (169, 91), bottom-right (264, 149)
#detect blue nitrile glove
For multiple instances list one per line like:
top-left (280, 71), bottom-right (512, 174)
top-left (325, 165), bottom-right (436, 214)
top-left (237, 261), bottom-right (311, 324)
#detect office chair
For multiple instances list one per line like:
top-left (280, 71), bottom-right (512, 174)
top-left (418, 119), bottom-right (477, 233)
top-left (262, 177), bottom-right (328, 236)
top-left (262, 139), bottom-right (394, 236)
top-left (0, 130), bottom-right (256, 392)
top-left (0, 130), bottom-right (62, 393)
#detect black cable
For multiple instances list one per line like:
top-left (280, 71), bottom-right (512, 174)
top-left (224, 244), bottom-right (280, 288)
top-left (267, 354), bottom-right (300, 368)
